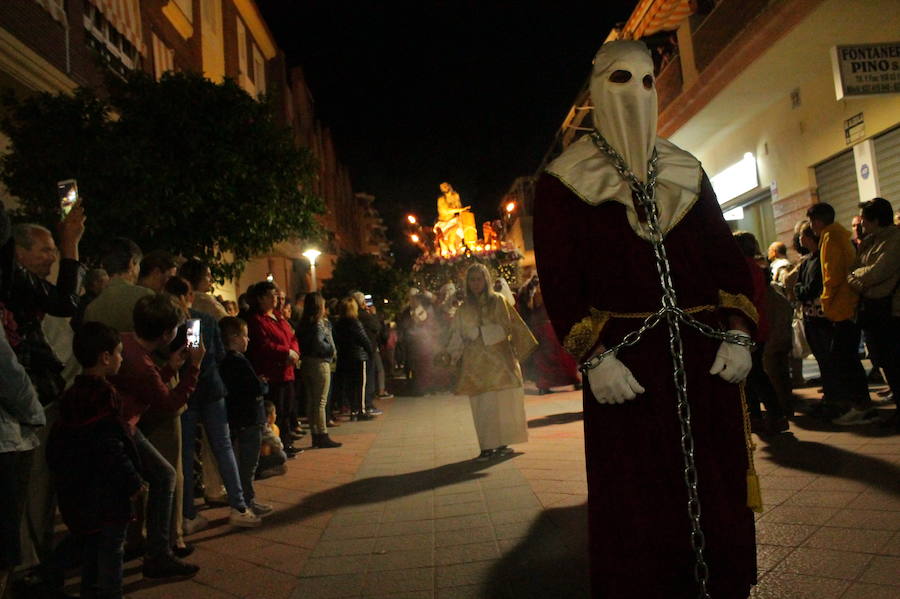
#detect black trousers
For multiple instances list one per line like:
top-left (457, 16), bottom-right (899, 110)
top-left (831, 319), bottom-right (870, 408)
top-left (0, 449), bottom-right (34, 569)
top-left (337, 361), bottom-right (367, 414)
top-left (265, 380), bottom-right (295, 449)
top-left (862, 316), bottom-right (900, 410)
top-left (746, 343), bottom-right (783, 420)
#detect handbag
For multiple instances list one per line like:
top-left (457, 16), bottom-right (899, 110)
top-left (790, 317), bottom-right (811, 360)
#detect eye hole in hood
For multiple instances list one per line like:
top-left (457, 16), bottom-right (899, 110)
top-left (608, 69), bottom-right (632, 83)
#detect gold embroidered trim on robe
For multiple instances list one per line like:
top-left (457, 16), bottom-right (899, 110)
top-left (563, 308), bottom-right (611, 360)
top-left (718, 290), bottom-right (759, 325)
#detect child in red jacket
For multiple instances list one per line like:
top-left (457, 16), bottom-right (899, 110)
top-left (47, 322), bottom-right (143, 599)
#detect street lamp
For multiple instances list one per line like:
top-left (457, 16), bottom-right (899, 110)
top-left (302, 248), bottom-right (322, 292)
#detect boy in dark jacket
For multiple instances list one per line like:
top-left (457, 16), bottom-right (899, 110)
top-left (46, 322), bottom-right (144, 599)
top-left (219, 316), bottom-right (273, 516)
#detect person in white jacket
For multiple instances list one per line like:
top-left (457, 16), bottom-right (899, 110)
top-left (0, 202), bottom-right (45, 597)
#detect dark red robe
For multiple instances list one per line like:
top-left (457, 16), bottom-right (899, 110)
top-left (530, 306), bottom-right (579, 390)
top-left (534, 172), bottom-right (758, 599)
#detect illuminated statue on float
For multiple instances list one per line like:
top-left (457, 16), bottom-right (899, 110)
top-left (433, 182), bottom-right (477, 255)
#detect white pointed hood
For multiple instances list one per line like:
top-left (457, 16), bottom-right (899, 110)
top-left (547, 40), bottom-right (702, 239)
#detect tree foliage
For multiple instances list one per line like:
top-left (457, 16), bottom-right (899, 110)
top-left (323, 253), bottom-right (411, 318)
top-left (1, 71), bottom-right (322, 281)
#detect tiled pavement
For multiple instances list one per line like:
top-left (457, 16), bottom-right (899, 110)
top-left (117, 385), bottom-right (899, 599)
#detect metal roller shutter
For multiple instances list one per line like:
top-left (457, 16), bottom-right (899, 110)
top-left (814, 149), bottom-right (858, 230)
top-left (874, 126), bottom-right (900, 204)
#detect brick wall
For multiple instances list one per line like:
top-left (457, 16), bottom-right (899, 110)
top-left (140, 0), bottom-right (202, 76)
top-left (772, 187), bottom-right (817, 245)
top-left (0, 0), bottom-right (114, 90)
top-left (0, 0), bottom-right (68, 77)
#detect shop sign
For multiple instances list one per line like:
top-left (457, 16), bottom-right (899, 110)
top-left (831, 42), bottom-right (900, 100)
top-left (844, 113), bottom-right (865, 145)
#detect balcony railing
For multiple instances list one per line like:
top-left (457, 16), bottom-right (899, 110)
top-left (655, 52), bottom-right (683, 115)
top-left (691, 0), bottom-right (768, 72)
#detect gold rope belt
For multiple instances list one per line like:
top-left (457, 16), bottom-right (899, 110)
top-left (606, 305), bottom-right (715, 319)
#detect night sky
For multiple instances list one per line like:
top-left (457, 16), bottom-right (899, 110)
top-left (256, 1), bottom-right (635, 261)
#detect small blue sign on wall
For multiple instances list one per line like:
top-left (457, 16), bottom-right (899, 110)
top-left (861, 163), bottom-right (870, 179)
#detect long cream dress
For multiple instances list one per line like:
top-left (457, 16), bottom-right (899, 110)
top-left (449, 290), bottom-right (537, 450)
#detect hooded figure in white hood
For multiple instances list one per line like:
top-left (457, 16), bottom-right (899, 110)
top-left (534, 40), bottom-right (759, 598)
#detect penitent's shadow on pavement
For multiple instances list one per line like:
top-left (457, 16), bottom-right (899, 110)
top-left (762, 434), bottom-right (900, 497)
top-left (527, 411), bottom-right (584, 428)
top-left (260, 455), bottom-right (517, 526)
top-left (484, 503), bottom-right (591, 599)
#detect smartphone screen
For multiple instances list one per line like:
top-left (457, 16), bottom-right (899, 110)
top-left (364, 294), bottom-right (373, 307)
top-left (185, 319), bottom-right (201, 348)
top-left (57, 179), bottom-right (78, 220)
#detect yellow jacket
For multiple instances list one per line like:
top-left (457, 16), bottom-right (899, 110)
top-left (819, 222), bottom-right (859, 322)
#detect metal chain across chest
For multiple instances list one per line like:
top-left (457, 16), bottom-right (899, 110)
top-left (580, 130), bottom-right (754, 599)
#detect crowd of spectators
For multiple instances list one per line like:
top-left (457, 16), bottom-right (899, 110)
top-left (0, 200), bottom-right (393, 598)
top-left (733, 198), bottom-right (899, 433)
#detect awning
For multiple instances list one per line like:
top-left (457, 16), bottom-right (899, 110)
top-left (33, 0), bottom-right (66, 24)
top-left (623, 0), bottom-right (695, 39)
top-left (87, 0), bottom-right (143, 52)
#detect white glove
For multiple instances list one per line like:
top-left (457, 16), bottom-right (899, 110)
top-left (709, 330), bottom-right (752, 383)
top-left (587, 353), bottom-right (645, 404)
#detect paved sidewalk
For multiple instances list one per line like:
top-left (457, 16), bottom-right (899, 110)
top-left (118, 388), bottom-right (899, 599)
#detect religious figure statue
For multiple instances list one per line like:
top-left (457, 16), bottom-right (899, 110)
top-left (433, 182), bottom-right (466, 255)
top-left (432, 182), bottom-right (480, 255)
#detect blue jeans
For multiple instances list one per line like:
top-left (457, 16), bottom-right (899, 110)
top-left (181, 398), bottom-right (247, 518)
top-left (80, 522), bottom-right (127, 599)
top-left (132, 429), bottom-right (174, 558)
top-left (232, 425), bottom-right (262, 505)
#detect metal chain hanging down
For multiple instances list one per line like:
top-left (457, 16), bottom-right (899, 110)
top-left (579, 130), bottom-right (756, 599)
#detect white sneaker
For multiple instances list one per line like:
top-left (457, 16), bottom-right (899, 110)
top-left (183, 514), bottom-right (209, 535)
top-left (250, 502), bottom-right (274, 517)
top-left (832, 407), bottom-right (880, 426)
top-left (229, 508), bottom-right (262, 528)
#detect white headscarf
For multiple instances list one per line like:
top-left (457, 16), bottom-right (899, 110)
top-left (547, 40), bottom-right (702, 239)
top-left (493, 277), bottom-right (515, 306)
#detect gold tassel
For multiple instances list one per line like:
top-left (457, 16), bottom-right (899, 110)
top-left (746, 470), bottom-right (763, 513)
top-left (738, 382), bottom-right (764, 512)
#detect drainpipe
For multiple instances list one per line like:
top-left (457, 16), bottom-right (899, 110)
top-left (64, 1), bottom-right (71, 73)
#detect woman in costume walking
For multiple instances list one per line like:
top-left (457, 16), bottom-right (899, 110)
top-left (447, 264), bottom-right (537, 460)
